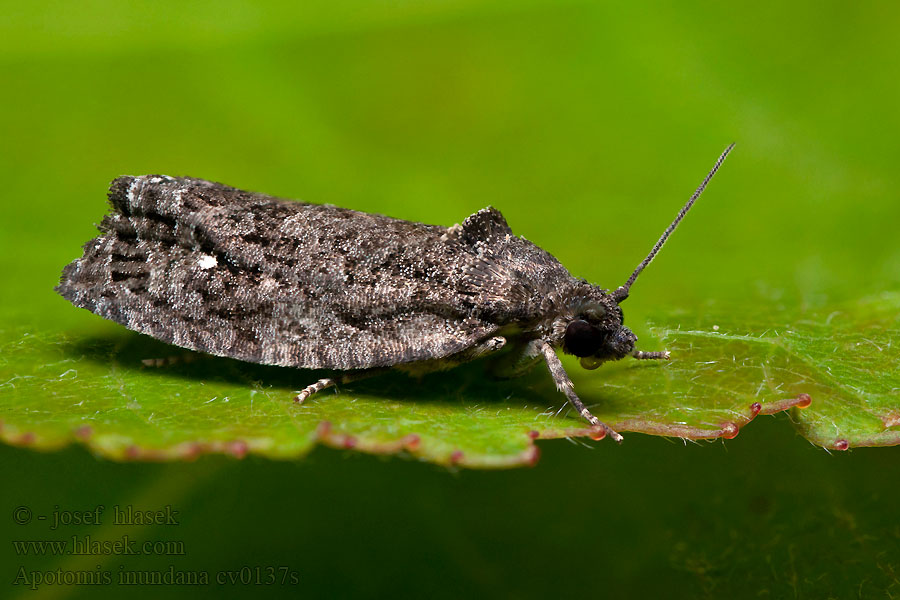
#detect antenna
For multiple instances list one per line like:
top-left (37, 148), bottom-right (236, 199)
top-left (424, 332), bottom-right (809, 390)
top-left (611, 143), bottom-right (735, 303)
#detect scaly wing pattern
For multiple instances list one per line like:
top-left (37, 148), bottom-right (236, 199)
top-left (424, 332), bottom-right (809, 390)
top-left (57, 175), bottom-right (510, 369)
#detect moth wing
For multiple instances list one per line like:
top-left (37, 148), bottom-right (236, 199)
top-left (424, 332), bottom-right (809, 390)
top-left (58, 176), bottom-right (503, 370)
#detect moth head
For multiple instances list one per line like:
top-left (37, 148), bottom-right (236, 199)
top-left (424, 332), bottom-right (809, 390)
top-left (562, 298), bottom-right (637, 369)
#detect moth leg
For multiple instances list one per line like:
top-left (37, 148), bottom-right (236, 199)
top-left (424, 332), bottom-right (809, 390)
top-left (540, 341), bottom-right (623, 443)
top-left (440, 336), bottom-right (507, 368)
top-left (488, 338), bottom-right (544, 379)
top-left (400, 336), bottom-right (508, 377)
top-left (632, 350), bottom-right (670, 360)
top-left (293, 369), bottom-right (387, 404)
top-left (457, 336), bottom-right (507, 363)
top-left (140, 354), bottom-right (199, 368)
top-left (295, 378), bottom-right (336, 403)
top-left (296, 338), bottom-right (510, 403)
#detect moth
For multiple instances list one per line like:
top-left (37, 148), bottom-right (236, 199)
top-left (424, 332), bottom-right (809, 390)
top-left (57, 145), bottom-right (733, 442)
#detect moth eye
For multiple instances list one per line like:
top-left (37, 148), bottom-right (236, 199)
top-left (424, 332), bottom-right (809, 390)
top-left (564, 319), bottom-right (605, 357)
top-left (580, 356), bottom-right (603, 370)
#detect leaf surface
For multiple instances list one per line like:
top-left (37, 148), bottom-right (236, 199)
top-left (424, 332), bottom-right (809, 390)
top-left (5, 292), bottom-right (894, 467)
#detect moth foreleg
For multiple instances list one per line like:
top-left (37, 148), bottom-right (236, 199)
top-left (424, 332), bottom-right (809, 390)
top-left (539, 342), bottom-right (623, 443)
top-left (631, 350), bottom-right (670, 360)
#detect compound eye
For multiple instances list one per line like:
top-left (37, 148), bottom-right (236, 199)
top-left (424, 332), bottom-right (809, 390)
top-left (564, 319), bottom-right (604, 357)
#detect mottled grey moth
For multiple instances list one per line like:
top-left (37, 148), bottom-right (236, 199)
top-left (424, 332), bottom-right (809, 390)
top-left (57, 145), bottom-right (733, 442)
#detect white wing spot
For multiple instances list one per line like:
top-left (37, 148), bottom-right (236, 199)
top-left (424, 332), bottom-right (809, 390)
top-left (198, 255), bottom-right (217, 270)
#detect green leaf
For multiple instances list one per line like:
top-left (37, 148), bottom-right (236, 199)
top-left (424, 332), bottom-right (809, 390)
top-left (645, 292), bottom-right (900, 451)
top-left (6, 292), bottom-right (895, 467)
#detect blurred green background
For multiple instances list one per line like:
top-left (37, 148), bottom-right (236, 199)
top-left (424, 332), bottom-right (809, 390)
top-left (2, 1), bottom-right (899, 598)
